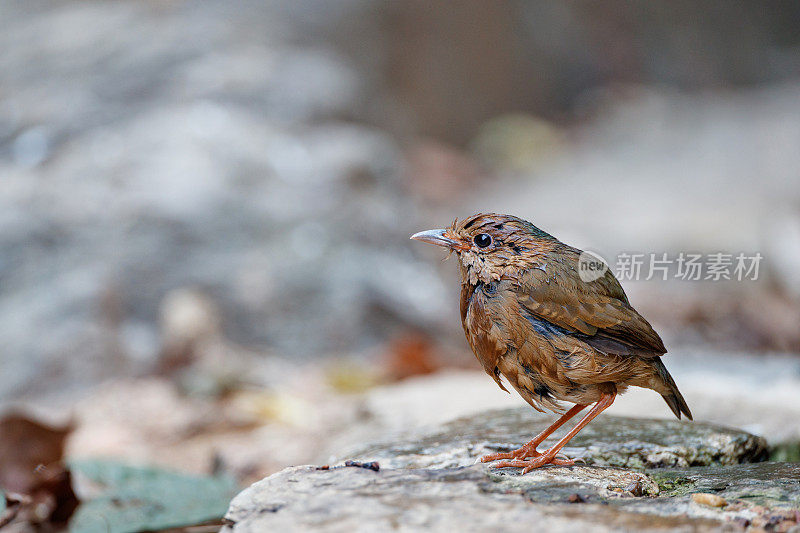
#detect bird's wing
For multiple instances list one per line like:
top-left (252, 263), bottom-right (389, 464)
top-left (514, 246), bottom-right (666, 357)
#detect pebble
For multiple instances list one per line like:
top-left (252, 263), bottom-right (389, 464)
top-left (691, 493), bottom-right (728, 508)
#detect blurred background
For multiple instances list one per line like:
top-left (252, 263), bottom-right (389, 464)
top-left (2, 0), bottom-right (800, 525)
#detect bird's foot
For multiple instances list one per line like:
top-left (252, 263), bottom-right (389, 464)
top-left (480, 445), bottom-right (542, 463)
top-left (492, 452), bottom-right (575, 473)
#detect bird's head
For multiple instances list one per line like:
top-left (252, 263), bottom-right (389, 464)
top-left (411, 213), bottom-right (557, 285)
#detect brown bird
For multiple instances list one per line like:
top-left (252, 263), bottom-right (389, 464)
top-left (411, 213), bottom-right (691, 472)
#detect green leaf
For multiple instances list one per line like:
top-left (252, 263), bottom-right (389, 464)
top-left (67, 459), bottom-right (238, 533)
top-left (1, 490), bottom-right (6, 515)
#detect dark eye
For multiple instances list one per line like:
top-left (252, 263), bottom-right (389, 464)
top-left (473, 233), bottom-right (492, 248)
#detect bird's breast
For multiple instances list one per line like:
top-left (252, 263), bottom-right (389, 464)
top-left (459, 281), bottom-right (514, 388)
top-left (460, 280), bottom-right (594, 411)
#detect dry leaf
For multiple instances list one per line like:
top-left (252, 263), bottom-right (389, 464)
top-left (383, 333), bottom-right (440, 381)
top-left (0, 413), bottom-right (78, 526)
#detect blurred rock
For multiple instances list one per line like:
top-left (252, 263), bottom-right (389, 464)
top-left (2, 0), bottom-right (800, 409)
top-left (0, 1), bottom-right (439, 401)
top-left (160, 289), bottom-right (221, 371)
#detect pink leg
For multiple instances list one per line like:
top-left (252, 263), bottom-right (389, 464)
top-left (494, 393), bottom-right (616, 473)
top-left (480, 404), bottom-right (587, 462)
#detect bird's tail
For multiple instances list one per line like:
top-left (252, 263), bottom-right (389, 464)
top-left (652, 358), bottom-right (693, 420)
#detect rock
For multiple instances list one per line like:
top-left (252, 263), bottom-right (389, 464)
top-left (221, 465), bottom-right (705, 533)
top-left (653, 462), bottom-right (800, 510)
top-left (692, 493), bottom-right (728, 508)
top-left (221, 411), bottom-right (792, 532)
top-left (338, 407), bottom-right (768, 469)
top-left (222, 463), bottom-right (800, 532)
top-left (221, 461), bottom-right (800, 532)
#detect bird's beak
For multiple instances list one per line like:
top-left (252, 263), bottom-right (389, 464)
top-left (410, 228), bottom-right (462, 249)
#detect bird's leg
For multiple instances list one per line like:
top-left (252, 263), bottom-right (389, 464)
top-left (480, 404), bottom-right (587, 462)
top-left (494, 393), bottom-right (616, 473)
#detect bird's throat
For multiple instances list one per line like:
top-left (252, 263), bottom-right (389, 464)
top-left (459, 250), bottom-right (501, 285)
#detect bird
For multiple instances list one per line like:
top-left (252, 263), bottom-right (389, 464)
top-left (411, 213), bottom-right (691, 472)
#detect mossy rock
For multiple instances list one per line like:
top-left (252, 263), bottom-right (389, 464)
top-left (651, 462), bottom-right (800, 508)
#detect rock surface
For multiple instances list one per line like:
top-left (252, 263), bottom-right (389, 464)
top-left (652, 462), bottom-right (800, 509)
top-left (339, 407), bottom-right (768, 469)
top-left (221, 465), bottom-right (685, 533)
top-left (222, 462), bottom-right (800, 532)
top-left (221, 411), bottom-right (795, 532)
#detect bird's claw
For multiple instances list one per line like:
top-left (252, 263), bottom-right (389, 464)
top-left (491, 452), bottom-right (575, 473)
top-left (480, 445), bottom-right (542, 463)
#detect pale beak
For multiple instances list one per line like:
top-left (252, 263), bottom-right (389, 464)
top-left (410, 228), bottom-right (459, 248)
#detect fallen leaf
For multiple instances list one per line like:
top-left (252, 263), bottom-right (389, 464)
top-left (383, 333), bottom-right (440, 381)
top-left (325, 360), bottom-right (380, 394)
top-left (0, 413), bottom-right (72, 493)
top-left (230, 390), bottom-right (318, 427)
top-left (69, 459), bottom-right (239, 533)
top-left (0, 413), bottom-right (78, 526)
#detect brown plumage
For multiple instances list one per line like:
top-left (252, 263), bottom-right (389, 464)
top-left (412, 213), bottom-right (691, 472)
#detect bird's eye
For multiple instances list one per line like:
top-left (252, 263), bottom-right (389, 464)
top-left (473, 233), bottom-right (492, 248)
